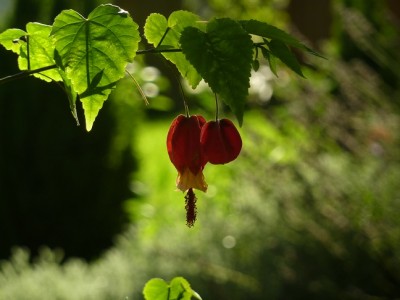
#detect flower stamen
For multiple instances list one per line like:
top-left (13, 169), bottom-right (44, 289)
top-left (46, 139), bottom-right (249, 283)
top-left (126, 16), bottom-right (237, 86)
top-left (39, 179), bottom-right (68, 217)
top-left (185, 188), bottom-right (197, 227)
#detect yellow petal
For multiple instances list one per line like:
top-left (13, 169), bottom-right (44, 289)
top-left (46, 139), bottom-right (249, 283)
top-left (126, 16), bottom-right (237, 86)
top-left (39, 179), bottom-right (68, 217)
top-left (176, 168), bottom-right (208, 192)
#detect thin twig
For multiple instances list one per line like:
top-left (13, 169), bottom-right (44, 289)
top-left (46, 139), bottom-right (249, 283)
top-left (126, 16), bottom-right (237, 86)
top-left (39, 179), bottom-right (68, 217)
top-left (0, 64), bottom-right (57, 85)
top-left (136, 47), bottom-right (181, 55)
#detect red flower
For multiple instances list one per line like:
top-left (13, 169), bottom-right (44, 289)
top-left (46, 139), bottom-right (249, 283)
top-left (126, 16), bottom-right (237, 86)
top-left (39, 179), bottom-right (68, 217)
top-left (200, 119), bottom-right (242, 165)
top-left (167, 115), bottom-right (242, 227)
top-left (167, 114), bottom-right (208, 227)
top-left (167, 114), bottom-right (208, 192)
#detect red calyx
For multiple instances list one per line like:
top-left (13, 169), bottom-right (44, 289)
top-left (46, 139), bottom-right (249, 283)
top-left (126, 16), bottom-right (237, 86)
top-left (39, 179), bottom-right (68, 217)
top-left (167, 114), bottom-right (207, 174)
top-left (200, 118), bottom-right (242, 165)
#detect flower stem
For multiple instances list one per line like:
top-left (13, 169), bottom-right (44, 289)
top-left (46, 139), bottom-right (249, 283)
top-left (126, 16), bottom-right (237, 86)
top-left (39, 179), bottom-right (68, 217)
top-left (179, 80), bottom-right (190, 118)
top-left (169, 66), bottom-right (190, 117)
top-left (214, 93), bottom-right (220, 122)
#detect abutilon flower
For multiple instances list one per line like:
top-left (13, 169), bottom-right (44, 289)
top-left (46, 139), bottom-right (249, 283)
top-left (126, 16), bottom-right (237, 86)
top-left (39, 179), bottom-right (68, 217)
top-left (167, 114), bottom-right (243, 227)
top-left (166, 114), bottom-right (207, 227)
top-left (200, 118), bottom-right (242, 165)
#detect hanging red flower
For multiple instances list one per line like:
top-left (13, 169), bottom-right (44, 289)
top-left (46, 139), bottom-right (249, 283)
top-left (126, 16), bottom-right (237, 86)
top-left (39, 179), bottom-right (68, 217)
top-left (167, 115), bottom-right (242, 227)
top-left (166, 114), bottom-right (208, 227)
top-left (200, 118), bottom-right (242, 165)
top-left (167, 114), bottom-right (208, 192)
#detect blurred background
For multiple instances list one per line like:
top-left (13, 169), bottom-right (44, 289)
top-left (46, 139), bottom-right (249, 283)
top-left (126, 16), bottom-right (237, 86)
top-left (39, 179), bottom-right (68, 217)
top-left (0, 0), bottom-right (399, 299)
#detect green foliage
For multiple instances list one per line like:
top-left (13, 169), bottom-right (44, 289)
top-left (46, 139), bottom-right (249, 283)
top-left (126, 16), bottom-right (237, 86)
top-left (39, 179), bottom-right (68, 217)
top-left (0, 24), bottom-right (62, 82)
top-left (144, 11), bottom-right (203, 89)
top-left (267, 39), bottom-right (304, 77)
top-left (0, 4), bottom-right (317, 130)
top-left (239, 19), bottom-right (321, 56)
top-left (143, 277), bottom-right (202, 300)
top-left (239, 19), bottom-right (325, 78)
top-left (0, 28), bottom-right (26, 52)
top-left (21, 23), bottom-right (62, 82)
top-left (180, 18), bottom-right (253, 125)
top-left (51, 4), bottom-right (140, 130)
top-left (260, 46), bottom-right (278, 76)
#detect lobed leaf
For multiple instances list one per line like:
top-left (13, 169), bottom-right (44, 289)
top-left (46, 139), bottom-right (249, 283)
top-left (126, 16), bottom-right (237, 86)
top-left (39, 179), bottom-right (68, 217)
top-left (51, 4), bottom-right (140, 131)
top-left (144, 11), bottom-right (202, 88)
top-left (180, 18), bottom-right (254, 125)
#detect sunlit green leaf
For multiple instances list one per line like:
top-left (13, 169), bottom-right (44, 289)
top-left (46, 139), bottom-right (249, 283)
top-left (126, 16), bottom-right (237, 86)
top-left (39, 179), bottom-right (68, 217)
top-left (268, 39), bottom-right (304, 77)
top-left (143, 278), bottom-right (169, 300)
top-left (18, 23), bottom-right (61, 82)
top-left (143, 277), bottom-right (202, 300)
top-left (180, 18), bottom-right (253, 125)
top-left (144, 11), bottom-right (202, 88)
top-left (0, 28), bottom-right (27, 53)
top-left (167, 10), bottom-right (206, 35)
top-left (144, 13), bottom-right (166, 46)
top-left (51, 4), bottom-right (140, 131)
top-left (0, 24), bottom-right (60, 82)
top-left (59, 71), bottom-right (79, 125)
top-left (169, 277), bottom-right (193, 300)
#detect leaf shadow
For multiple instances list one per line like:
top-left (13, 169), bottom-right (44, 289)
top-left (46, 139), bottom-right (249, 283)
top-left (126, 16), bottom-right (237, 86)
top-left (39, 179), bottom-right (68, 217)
top-left (80, 69), bottom-right (117, 98)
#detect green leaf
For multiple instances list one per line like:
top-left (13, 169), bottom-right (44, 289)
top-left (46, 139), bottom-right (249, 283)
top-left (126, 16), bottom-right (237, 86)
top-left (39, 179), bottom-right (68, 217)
top-left (0, 28), bottom-right (27, 53)
top-left (261, 47), bottom-right (278, 77)
top-left (144, 11), bottom-right (202, 88)
top-left (143, 278), bottom-right (170, 300)
top-left (0, 24), bottom-right (60, 82)
top-left (180, 18), bottom-right (254, 125)
top-left (143, 277), bottom-right (202, 300)
top-left (169, 277), bottom-right (193, 300)
top-left (51, 4), bottom-right (140, 131)
top-left (240, 19), bottom-right (323, 57)
top-left (252, 59), bottom-right (260, 71)
top-left (18, 23), bottom-right (61, 82)
top-left (268, 39), bottom-right (304, 77)
top-left (59, 71), bottom-right (79, 125)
